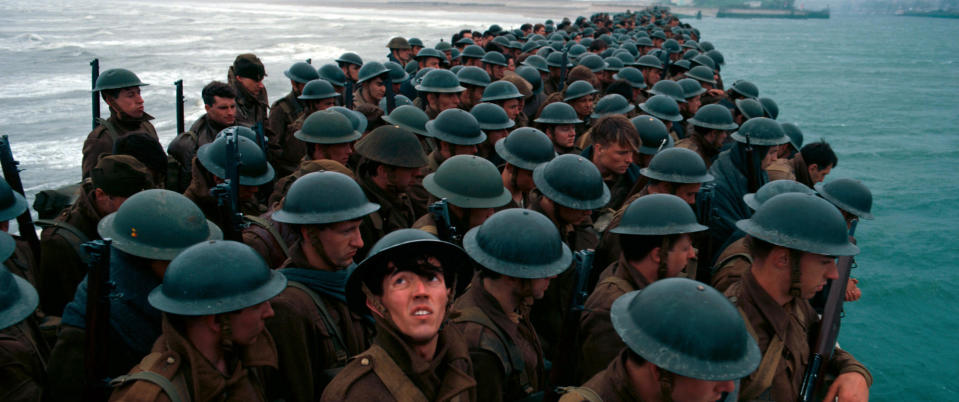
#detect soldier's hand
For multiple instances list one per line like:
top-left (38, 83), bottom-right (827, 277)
top-left (707, 89), bottom-right (725, 97)
top-left (824, 372), bottom-right (869, 402)
top-left (844, 278), bottom-right (861, 302)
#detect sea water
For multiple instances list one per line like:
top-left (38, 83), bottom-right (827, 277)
top-left (0, 1), bottom-right (956, 399)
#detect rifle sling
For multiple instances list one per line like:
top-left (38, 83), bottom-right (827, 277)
top-left (109, 352), bottom-right (191, 402)
top-left (737, 306), bottom-right (784, 400)
top-left (453, 306), bottom-right (535, 396)
top-left (34, 219), bottom-right (92, 265)
top-left (286, 281), bottom-right (350, 365)
top-left (243, 215), bottom-right (291, 261)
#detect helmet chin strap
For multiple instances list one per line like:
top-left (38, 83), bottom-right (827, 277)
top-left (657, 236), bottom-right (671, 280)
top-left (656, 367), bottom-right (675, 402)
top-left (788, 249), bottom-right (803, 298)
top-left (306, 226), bottom-right (342, 270)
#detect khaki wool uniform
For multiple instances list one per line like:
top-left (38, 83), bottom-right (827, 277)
top-left (182, 157), bottom-right (267, 233)
top-left (321, 321), bottom-right (477, 402)
top-left (81, 112), bottom-right (158, 178)
top-left (592, 186), bottom-right (649, 273)
top-left (450, 276), bottom-right (546, 402)
top-left (558, 350), bottom-right (643, 402)
top-left (725, 271), bottom-right (872, 401)
top-left (267, 101), bottom-right (309, 179)
top-left (36, 181), bottom-right (102, 316)
top-left (766, 153), bottom-right (814, 188)
top-left (675, 134), bottom-right (720, 169)
top-left (264, 241), bottom-right (372, 402)
top-left (577, 255), bottom-right (651, 382)
top-left (0, 318), bottom-right (49, 402)
top-left (267, 92), bottom-right (304, 165)
top-left (406, 150), bottom-right (446, 219)
top-left (710, 236), bottom-right (752, 293)
top-left (357, 175), bottom-right (418, 260)
top-left (109, 316), bottom-right (277, 402)
top-left (229, 71), bottom-right (268, 128)
top-left (240, 209), bottom-right (297, 270)
top-left (167, 114), bottom-right (228, 193)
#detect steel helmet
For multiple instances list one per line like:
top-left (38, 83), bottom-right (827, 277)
top-left (463, 209), bottom-right (572, 278)
top-left (640, 147), bottom-right (713, 183)
top-left (744, 180), bottom-right (816, 211)
top-left (736, 193), bottom-right (860, 256)
top-left (533, 154), bottom-right (610, 210)
top-left (423, 155), bottom-right (511, 209)
top-left (273, 171), bottom-right (380, 225)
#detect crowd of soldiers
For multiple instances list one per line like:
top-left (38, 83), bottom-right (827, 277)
top-left (0, 6), bottom-right (879, 402)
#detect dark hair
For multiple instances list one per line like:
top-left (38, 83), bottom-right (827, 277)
top-left (800, 139), bottom-right (838, 169)
top-left (745, 235), bottom-right (775, 261)
top-left (521, 23), bottom-right (532, 31)
top-left (605, 80), bottom-right (634, 101)
top-left (533, 23), bottom-right (545, 32)
top-left (588, 39), bottom-right (608, 52)
top-left (620, 233), bottom-right (681, 262)
top-left (365, 249), bottom-right (447, 295)
top-left (101, 88), bottom-right (123, 100)
top-left (565, 65), bottom-right (598, 88)
top-left (478, 266), bottom-right (502, 280)
top-left (201, 81), bottom-right (236, 106)
top-left (592, 115), bottom-right (639, 150)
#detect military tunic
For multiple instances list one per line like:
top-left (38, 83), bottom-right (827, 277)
top-left (710, 236), bottom-right (752, 293)
top-left (36, 181), bottom-right (102, 316)
top-left (81, 112), bottom-right (158, 178)
top-left (241, 210), bottom-right (297, 269)
top-left (675, 134), bottom-right (719, 169)
top-left (268, 104), bottom-right (309, 179)
top-left (725, 271), bottom-right (872, 401)
top-left (558, 351), bottom-right (644, 402)
top-left (109, 316), bottom-right (277, 402)
top-left (0, 320), bottom-right (48, 402)
top-left (357, 175), bottom-right (418, 260)
top-left (183, 157), bottom-right (268, 232)
top-left (766, 153), bottom-right (814, 188)
top-left (166, 114), bottom-right (227, 192)
top-left (321, 320), bottom-right (477, 402)
top-left (451, 276), bottom-right (545, 402)
top-left (578, 255), bottom-right (650, 382)
top-left (265, 242), bottom-right (372, 402)
top-left (231, 77), bottom-right (268, 128)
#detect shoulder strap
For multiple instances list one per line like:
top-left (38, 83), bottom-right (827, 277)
top-left (109, 352), bottom-right (191, 402)
top-left (597, 276), bottom-right (635, 294)
top-left (243, 215), bottom-right (291, 260)
top-left (737, 306), bottom-right (784, 400)
top-left (286, 281), bottom-right (349, 365)
top-left (557, 386), bottom-right (604, 402)
top-left (715, 252), bottom-right (752, 272)
top-left (453, 306), bottom-right (535, 395)
top-left (366, 344), bottom-right (429, 402)
top-left (35, 219), bottom-right (92, 264)
top-left (96, 117), bottom-right (119, 142)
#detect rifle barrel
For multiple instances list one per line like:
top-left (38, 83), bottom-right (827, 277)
top-left (91, 59), bottom-right (100, 130)
top-left (175, 79), bottom-right (185, 134)
top-left (0, 136), bottom-right (40, 261)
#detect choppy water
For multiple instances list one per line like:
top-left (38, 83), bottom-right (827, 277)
top-left (1, 1), bottom-right (956, 399)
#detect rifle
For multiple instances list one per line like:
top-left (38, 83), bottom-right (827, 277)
top-left (744, 133), bottom-right (760, 193)
top-left (558, 47), bottom-right (570, 92)
top-left (306, 58), bottom-right (312, 65)
top-left (174, 79), bottom-right (185, 135)
top-left (82, 238), bottom-right (113, 401)
top-left (428, 198), bottom-right (460, 243)
top-left (0, 136), bottom-right (41, 262)
top-left (545, 249), bottom-right (595, 398)
top-left (383, 75), bottom-right (396, 115)
top-left (798, 253), bottom-right (855, 402)
top-left (253, 121), bottom-right (267, 153)
top-left (661, 50), bottom-right (671, 81)
top-left (91, 58), bottom-right (100, 130)
top-left (344, 81), bottom-right (355, 109)
top-left (694, 184), bottom-right (717, 283)
top-left (209, 130), bottom-right (247, 240)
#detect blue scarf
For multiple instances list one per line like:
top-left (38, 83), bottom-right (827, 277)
top-left (279, 264), bottom-right (355, 303)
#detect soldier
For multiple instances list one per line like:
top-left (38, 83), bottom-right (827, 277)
top-left (414, 69), bottom-right (466, 119)
top-left (495, 127), bottom-right (555, 209)
top-left (516, 66), bottom-right (547, 118)
top-left (706, 117), bottom-right (790, 253)
top-left (778, 122), bottom-right (804, 159)
top-left (352, 62), bottom-right (390, 111)
top-left (578, 194), bottom-right (706, 381)
top-left (414, 47), bottom-right (446, 70)
top-left (37, 155), bottom-right (154, 317)
top-left (630, 114), bottom-right (673, 168)
top-left (460, 45), bottom-right (487, 68)
top-left (767, 139), bottom-right (838, 187)
top-left (408, 37), bottom-right (425, 55)
top-left (267, 62), bottom-right (320, 158)
top-left (582, 115), bottom-right (641, 227)
top-left (712, 180), bottom-right (816, 292)
top-left (265, 171), bottom-right (380, 401)
top-left (0, 258), bottom-right (48, 402)
top-left (813, 178), bottom-right (874, 306)
top-left (528, 154), bottom-right (609, 359)
top-left (322, 229), bottom-right (477, 401)
top-left (81, 68), bottom-right (158, 178)
top-left (457, 66), bottom-right (491, 112)
top-left (728, 193), bottom-right (871, 401)
top-left (353, 125), bottom-right (429, 258)
top-left (386, 37), bottom-right (413, 65)
top-left (481, 81), bottom-right (525, 130)
top-left (185, 127), bottom-right (275, 233)
top-left (634, 54), bottom-right (663, 88)
top-left (482, 51), bottom-right (509, 81)
top-left (734, 98), bottom-right (766, 126)
top-left (452, 209), bottom-right (572, 401)
top-left (46, 189), bottom-right (222, 402)
top-left (638, 94), bottom-right (684, 142)
top-left (470, 103), bottom-right (515, 165)
top-left (109, 240), bottom-right (286, 401)
top-left (563, 80), bottom-right (599, 139)
top-left (292, 109), bottom-right (362, 168)
top-left (423, 108), bottom-right (485, 178)
top-left (678, 77), bottom-right (704, 120)
top-left (229, 54), bottom-right (269, 127)
top-left (0, 178), bottom-right (36, 289)
top-left (270, 79), bottom-right (341, 177)
top-left (412, 155), bottom-right (511, 244)
top-left (335, 52), bottom-right (363, 84)
top-left (534, 101), bottom-right (584, 154)
top-left (381, 104), bottom-right (433, 153)
top-left (676, 103), bottom-right (739, 169)
top-left (543, 52), bottom-right (573, 95)
top-left (560, 278), bottom-right (760, 401)
top-left (167, 81), bottom-right (237, 192)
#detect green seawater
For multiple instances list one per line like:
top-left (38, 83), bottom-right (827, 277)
top-left (692, 15), bottom-right (959, 400)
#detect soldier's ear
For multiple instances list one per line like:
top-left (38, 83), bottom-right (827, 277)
top-left (770, 246), bottom-right (790, 270)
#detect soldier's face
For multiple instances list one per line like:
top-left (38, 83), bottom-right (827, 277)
top-left (486, 129), bottom-right (508, 150)
top-left (310, 98), bottom-right (336, 112)
top-left (314, 143), bottom-right (353, 166)
top-left (466, 208), bottom-right (494, 229)
top-left (798, 252), bottom-right (839, 299)
top-left (395, 48), bottom-right (412, 63)
top-left (379, 263), bottom-right (449, 344)
top-left (111, 87), bottom-right (145, 118)
top-left (500, 99), bottom-right (522, 120)
top-left (671, 374), bottom-right (736, 402)
top-left (569, 96), bottom-right (595, 118)
top-left (557, 204), bottom-right (590, 225)
top-left (684, 95), bottom-right (701, 115)
top-left (488, 64), bottom-right (507, 80)
top-left (760, 146), bottom-right (778, 170)
top-left (367, 77), bottom-right (386, 101)
top-left (672, 183), bottom-right (701, 205)
top-left (385, 166), bottom-right (418, 191)
top-left (808, 163), bottom-right (833, 184)
top-left (548, 125), bottom-right (576, 148)
top-left (226, 301), bottom-right (275, 346)
top-left (595, 142), bottom-right (634, 175)
top-left (463, 87), bottom-right (484, 107)
top-left (315, 219), bottom-right (364, 268)
top-left (422, 57), bottom-right (441, 69)
top-left (665, 234), bottom-right (696, 277)
top-left (238, 185), bottom-right (258, 201)
top-left (205, 95), bottom-right (236, 127)
top-left (344, 65), bottom-right (360, 81)
top-left (644, 68), bottom-right (661, 85)
top-left (705, 129), bottom-right (727, 149)
top-left (432, 93), bottom-right (460, 112)
top-left (514, 167), bottom-right (535, 192)
top-left (236, 76), bottom-right (265, 96)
